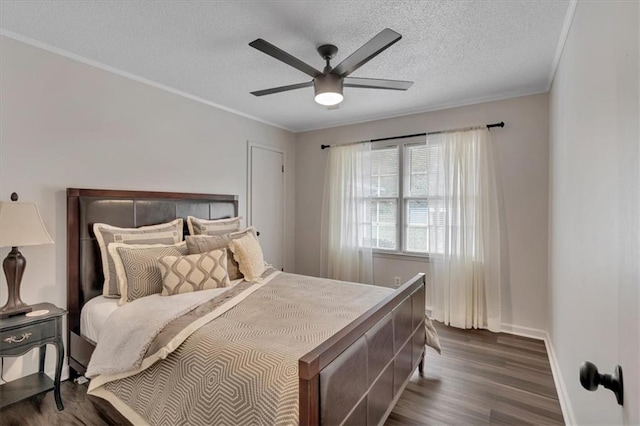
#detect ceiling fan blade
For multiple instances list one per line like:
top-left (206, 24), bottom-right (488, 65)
top-left (250, 81), bottom-right (314, 97)
top-left (344, 77), bottom-right (413, 90)
top-left (331, 28), bottom-right (402, 77)
top-left (249, 39), bottom-right (321, 78)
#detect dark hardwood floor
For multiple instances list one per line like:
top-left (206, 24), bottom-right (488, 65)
top-left (0, 322), bottom-right (563, 425)
top-left (386, 322), bottom-right (564, 425)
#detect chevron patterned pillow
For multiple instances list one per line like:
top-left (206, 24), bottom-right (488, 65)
top-left (109, 242), bottom-right (188, 305)
top-left (94, 219), bottom-right (183, 299)
top-left (158, 249), bottom-right (230, 296)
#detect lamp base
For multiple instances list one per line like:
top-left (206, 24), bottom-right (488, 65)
top-left (1, 247), bottom-right (32, 319)
top-left (0, 304), bottom-right (32, 318)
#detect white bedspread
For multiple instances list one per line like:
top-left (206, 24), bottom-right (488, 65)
top-left (85, 287), bottom-right (228, 378)
top-left (81, 296), bottom-right (120, 343)
top-left (85, 275), bottom-right (269, 379)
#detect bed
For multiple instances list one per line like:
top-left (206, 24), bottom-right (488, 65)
top-left (67, 188), bottom-right (431, 425)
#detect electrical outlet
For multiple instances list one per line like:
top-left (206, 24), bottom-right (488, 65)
top-left (393, 276), bottom-right (401, 287)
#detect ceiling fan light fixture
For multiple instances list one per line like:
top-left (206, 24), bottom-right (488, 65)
top-left (314, 74), bottom-right (344, 106)
top-left (315, 91), bottom-right (343, 107)
top-left (249, 29), bottom-right (412, 105)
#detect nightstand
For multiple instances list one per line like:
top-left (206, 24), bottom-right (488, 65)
top-left (0, 303), bottom-right (66, 410)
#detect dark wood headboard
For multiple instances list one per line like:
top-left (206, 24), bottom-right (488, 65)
top-left (66, 188), bottom-right (238, 336)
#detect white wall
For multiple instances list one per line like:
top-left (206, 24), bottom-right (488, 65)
top-left (0, 36), bottom-right (296, 381)
top-left (549, 1), bottom-right (639, 424)
top-left (295, 93), bottom-right (550, 333)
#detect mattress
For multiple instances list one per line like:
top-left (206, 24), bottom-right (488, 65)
top-left (80, 296), bottom-right (119, 344)
top-left (80, 279), bottom-right (245, 344)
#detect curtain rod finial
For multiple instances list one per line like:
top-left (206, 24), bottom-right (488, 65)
top-left (321, 144), bottom-right (331, 150)
top-left (486, 121), bottom-right (505, 131)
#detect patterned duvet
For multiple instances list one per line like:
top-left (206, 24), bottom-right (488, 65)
top-left (88, 272), bottom-right (393, 425)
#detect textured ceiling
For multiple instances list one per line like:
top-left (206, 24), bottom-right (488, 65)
top-left (0, 1), bottom-right (570, 132)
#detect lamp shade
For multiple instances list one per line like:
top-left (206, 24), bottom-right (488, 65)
top-left (0, 201), bottom-right (54, 248)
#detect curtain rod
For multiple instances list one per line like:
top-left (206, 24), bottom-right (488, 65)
top-left (320, 121), bottom-right (504, 150)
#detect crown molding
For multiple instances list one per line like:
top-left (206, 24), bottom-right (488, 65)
top-left (547, 0), bottom-right (578, 91)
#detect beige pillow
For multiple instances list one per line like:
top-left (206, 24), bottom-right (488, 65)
top-left (230, 227), bottom-right (257, 239)
top-left (185, 227), bottom-right (257, 280)
top-left (94, 219), bottom-right (183, 298)
top-left (158, 249), bottom-right (230, 296)
top-left (109, 242), bottom-right (188, 305)
top-left (185, 235), bottom-right (241, 280)
top-left (187, 216), bottom-right (242, 236)
top-left (228, 231), bottom-right (266, 283)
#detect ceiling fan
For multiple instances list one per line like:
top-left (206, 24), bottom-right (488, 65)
top-left (249, 28), bottom-right (413, 107)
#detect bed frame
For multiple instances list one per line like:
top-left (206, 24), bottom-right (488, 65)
top-left (67, 188), bottom-right (426, 426)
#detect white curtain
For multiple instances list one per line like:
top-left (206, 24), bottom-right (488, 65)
top-left (320, 142), bottom-right (374, 284)
top-left (427, 129), bottom-right (503, 331)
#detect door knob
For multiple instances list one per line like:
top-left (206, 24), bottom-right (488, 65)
top-left (579, 361), bottom-right (624, 405)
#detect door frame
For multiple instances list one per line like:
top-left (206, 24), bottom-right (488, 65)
top-left (246, 140), bottom-right (287, 271)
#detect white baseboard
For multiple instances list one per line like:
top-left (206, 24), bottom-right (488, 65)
top-left (45, 365), bottom-right (70, 382)
top-left (62, 365), bottom-right (69, 382)
top-left (500, 323), bottom-right (547, 340)
top-left (1, 362), bottom-right (69, 385)
top-left (543, 333), bottom-right (576, 425)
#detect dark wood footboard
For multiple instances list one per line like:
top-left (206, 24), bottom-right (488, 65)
top-left (299, 273), bottom-right (426, 426)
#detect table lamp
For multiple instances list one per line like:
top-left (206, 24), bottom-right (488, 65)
top-left (0, 193), bottom-right (54, 318)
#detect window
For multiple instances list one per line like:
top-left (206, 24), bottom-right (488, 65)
top-left (370, 137), bottom-right (441, 255)
top-left (405, 143), bottom-right (429, 253)
top-left (370, 146), bottom-right (399, 250)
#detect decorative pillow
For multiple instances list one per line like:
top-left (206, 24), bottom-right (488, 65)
top-left (185, 227), bottom-right (257, 280)
top-left (94, 219), bottom-right (183, 298)
top-left (229, 227), bottom-right (257, 239)
top-left (187, 216), bottom-right (242, 236)
top-left (158, 249), bottom-right (230, 296)
top-left (228, 231), bottom-right (266, 283)
top-left (109, 242), bottom-right (188, 305)
top-left (185, 235), bottom-right (240, 280)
